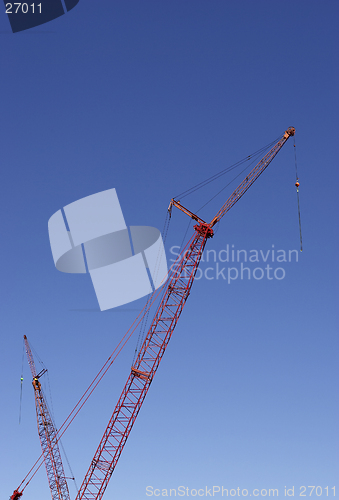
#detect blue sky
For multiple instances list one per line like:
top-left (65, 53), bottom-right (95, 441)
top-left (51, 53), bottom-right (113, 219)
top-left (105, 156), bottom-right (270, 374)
top-left (0, 1), bottom-right (338, 499)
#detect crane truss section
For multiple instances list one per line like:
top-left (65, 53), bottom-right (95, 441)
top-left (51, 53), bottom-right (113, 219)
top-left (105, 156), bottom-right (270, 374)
top-left (76, 224), bottom-right (213, 500)
top-left (24, 336), bottom-right (71, 500)
top-left (13, 128), bottom-right (295, 500)
top-left (34, 384), bottom-right (71, 500)
top-left (211, 127), bottom-right (295, 226)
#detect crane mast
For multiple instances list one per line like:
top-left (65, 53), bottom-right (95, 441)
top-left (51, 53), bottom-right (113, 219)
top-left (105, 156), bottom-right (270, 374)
top-left (76, 225), bottom-right (211, 500)
top-left (76, 126), bottom-right (295, 500)
top-left (23, 335), bottom-right (71, 500)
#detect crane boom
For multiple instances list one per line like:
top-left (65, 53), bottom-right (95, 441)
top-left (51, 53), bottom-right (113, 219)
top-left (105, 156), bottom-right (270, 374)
top-left (76, 127), bottom-right (294, 500)
top-left (76, 227), bottom-right (211, 499)
top-left (23, 335), bottom-right (71, 500)
top-left (209, 127), bottom-right (295, 226)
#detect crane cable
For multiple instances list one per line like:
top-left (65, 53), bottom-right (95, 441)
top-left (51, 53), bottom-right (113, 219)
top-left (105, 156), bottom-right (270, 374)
top-left (16, 236), bottom-right (196, 493)
top-left (174, 135), bottom-right (281, 200)
top-left (17, 297), bottom-right (159, 491)
top-left (132, 210), bottom-right (172, 363)
top-left (294, 137), bottom-right (303, 252)
top-left (59, 438), bottom-right (79, 493)
top-left (46, 367), bottom-right (79, 493)
top-left (195, 151), bottom-right (265, 217)
top-left (167, 142), bottom-right (278, 291)
top-left (172, 143), bottom-right (274, 248)
top-left (22, 339), bottom-right (79, 491)
top-left (15, 132), bottom-right (293, 493)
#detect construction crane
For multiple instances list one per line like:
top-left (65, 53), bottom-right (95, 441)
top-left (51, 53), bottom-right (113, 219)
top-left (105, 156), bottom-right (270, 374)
top-left (21, 335), bottom-right (71, 500)
top-left (74, 126), bottom-right (295, 500)
top-left (11, 127), bottom-right (295, 500)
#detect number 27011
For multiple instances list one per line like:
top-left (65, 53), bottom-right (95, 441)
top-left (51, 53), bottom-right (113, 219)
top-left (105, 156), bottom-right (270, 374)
top-left (6, 3), bottom-right (42, 14)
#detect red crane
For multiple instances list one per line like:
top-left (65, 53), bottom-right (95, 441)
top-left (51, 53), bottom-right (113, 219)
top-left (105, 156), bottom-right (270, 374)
top-left (11, 127), bottom-right (295, 500)
top-left (22, 335), bottom-right (71, 500)
top-left (74, 126), bottom-right (295, 500)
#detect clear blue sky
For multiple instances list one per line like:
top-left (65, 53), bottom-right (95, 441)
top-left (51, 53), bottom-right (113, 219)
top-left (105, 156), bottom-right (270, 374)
top-left (0, 2), bottom-right (338, 499)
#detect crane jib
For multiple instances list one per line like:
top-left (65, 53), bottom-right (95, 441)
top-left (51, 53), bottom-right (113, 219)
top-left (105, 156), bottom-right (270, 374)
top-left (23, 336), bottom-right (71, 500)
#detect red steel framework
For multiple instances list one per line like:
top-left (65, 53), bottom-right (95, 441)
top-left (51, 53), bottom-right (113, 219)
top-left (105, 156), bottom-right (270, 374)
top-left (23, 335), bottom-right (71, 500)
top-left (11, 127), bottom-right (295, 500)
top-left (75, 223), bottom-right (212, 500)
top-left (75, 127), bottom-right (295, 500)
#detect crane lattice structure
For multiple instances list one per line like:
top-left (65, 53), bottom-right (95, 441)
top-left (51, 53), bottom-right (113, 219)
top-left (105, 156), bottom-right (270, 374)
top-left (11, 127), bottom-right (295, 500)
top-left (76, 127), bottom-right (295, 500)
top-left (22, 335), bottom-right (71, 500)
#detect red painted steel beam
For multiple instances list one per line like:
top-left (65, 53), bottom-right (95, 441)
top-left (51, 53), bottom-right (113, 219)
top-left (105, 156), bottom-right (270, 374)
top-left (76, 224), bottom-right (212, 500)
top-left (13, 128), bottom-right (294, 500)
top-left (210, 127), bottom-right (295, 226)
top-left (23, 336), bottom-right (71, 500)
top-left (76, 127), bottom-right (294, 500)
top-left (10, 490), bottom-right (23, 500)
